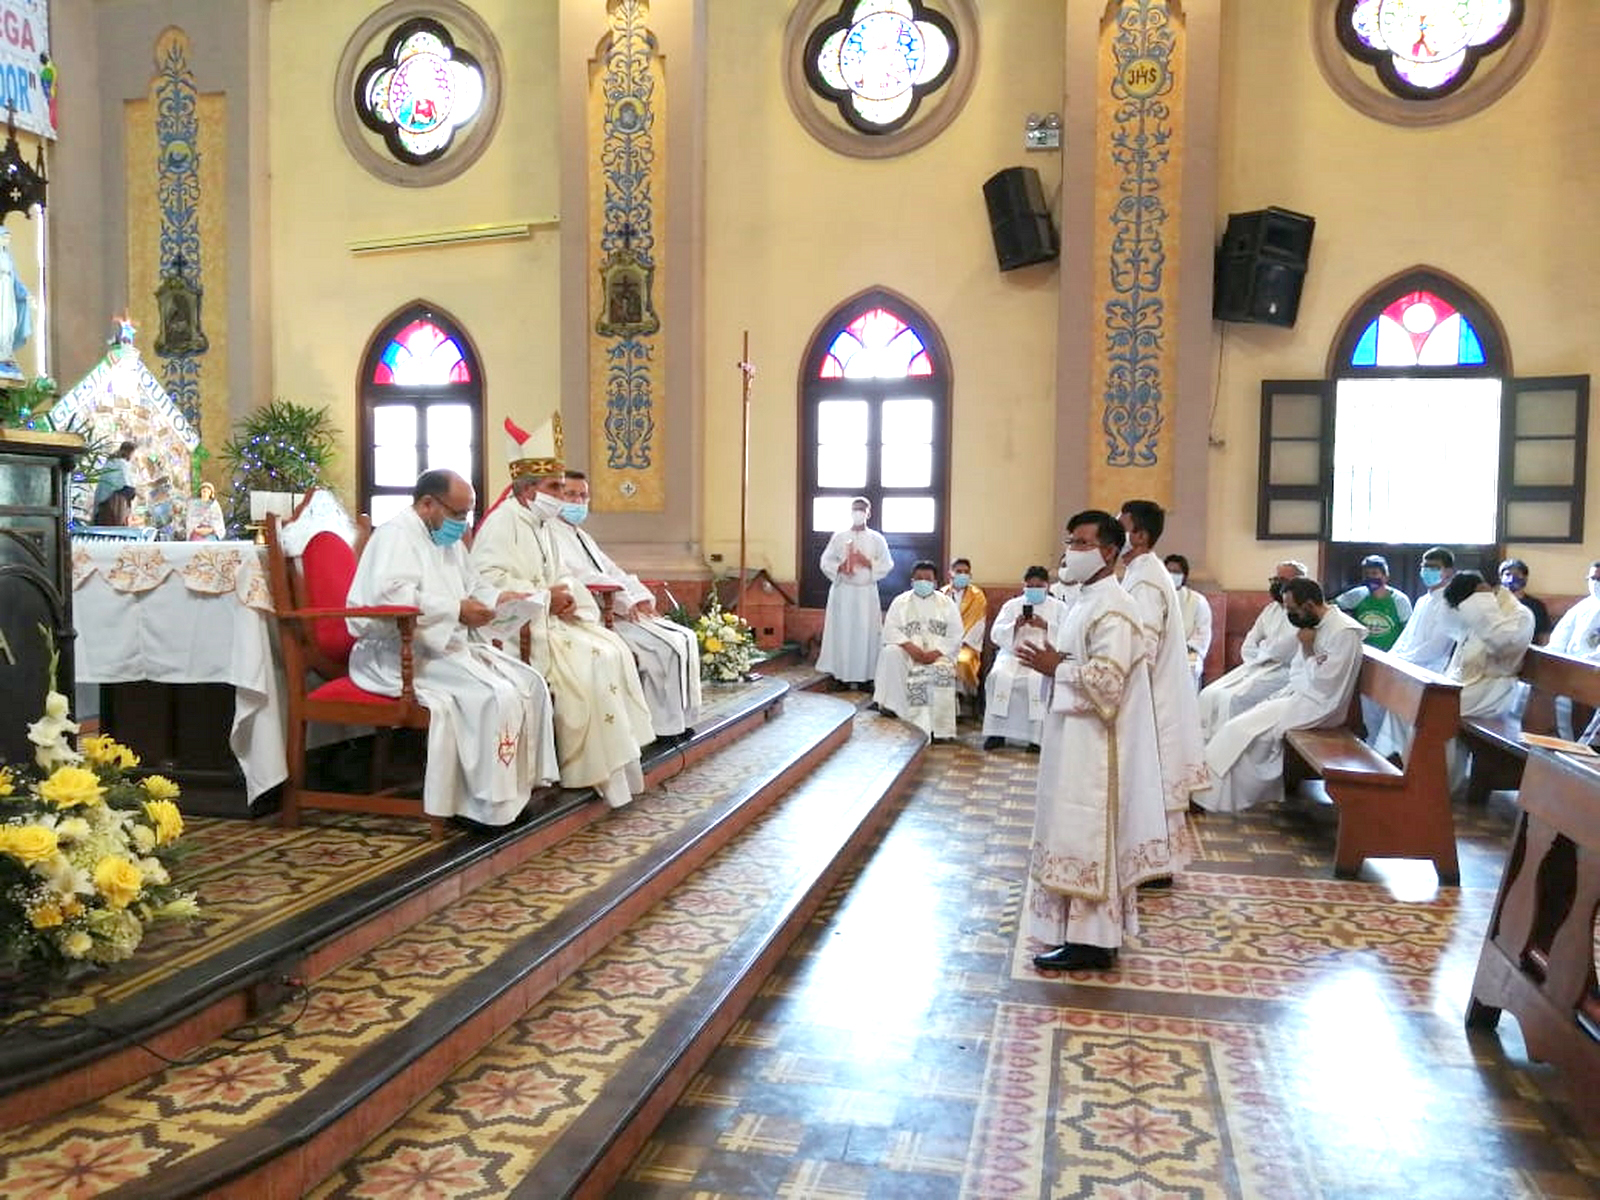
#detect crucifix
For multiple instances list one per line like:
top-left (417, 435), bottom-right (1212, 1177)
top-left (736, 332), bottom-right (756, 618)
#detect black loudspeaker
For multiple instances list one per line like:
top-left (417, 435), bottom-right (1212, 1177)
top-left (983, 166), bottom-right (1059, 272)
top-left (1212, 206), bottom-right (1314, 328)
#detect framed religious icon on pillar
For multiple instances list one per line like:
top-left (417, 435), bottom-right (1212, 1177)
top-left (154, 259), bottom-right (208, 357)
top-left (595, 247), bottom-right (659, 338)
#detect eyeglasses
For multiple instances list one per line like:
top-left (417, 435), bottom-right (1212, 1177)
top-left (429, 494), bottom-right (471, 522)
top-left (1064, 539), bottom-right (1100, 551)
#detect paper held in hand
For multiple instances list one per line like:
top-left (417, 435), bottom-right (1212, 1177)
top-left (482, 594), bottom-right (543, 642)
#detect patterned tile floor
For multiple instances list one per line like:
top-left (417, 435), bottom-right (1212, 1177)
top-left (606, 715), bottom-right (1599, 1200)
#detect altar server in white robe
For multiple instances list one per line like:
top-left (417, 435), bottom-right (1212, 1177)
top-left (1119, 501), bottom-right (1207, 819)
top-left (816, 497), bottom-right (893, 688)
top-left (1546, 561), bottom-right (1600, 737)
top-left (1163, 553), bottom-right (1212, 687)
top-left (1371, 547), bottom-right (1458, 759)
top-left (1441, 571), bottom-right (1535, 784)
top-left (470, 417), bottom-right (655, 808)
top-left (873, 560), bottom-right (964, 741)
top-left (539, 470), bottom-right (700, 738)
top-left (346, 469), bottom-right (557, 826)
top-left (983, 565), bottom-right (1071, 750)
top-left (1198, 578), bottom-right (1366, 815)
top-left (1197, 561), bottom-right (1306, 742)
top-left (1020, 510), bottom-right (1173, 973)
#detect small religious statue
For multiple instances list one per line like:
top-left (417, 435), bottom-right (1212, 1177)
top-left (93, 439), bottom-right (138, 526)
top-left (186, 480), bottom-right (225, 541)
top-left (155, 255), bottom-right (208, 357)
top-left (0, 226), bottom-right (33, 383)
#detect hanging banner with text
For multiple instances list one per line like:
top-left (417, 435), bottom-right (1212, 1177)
top-left (0, 0), bottom-right (52, 140)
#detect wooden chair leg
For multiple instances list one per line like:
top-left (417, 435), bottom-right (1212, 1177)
top-left (282, 713), bottom-right (307, 830)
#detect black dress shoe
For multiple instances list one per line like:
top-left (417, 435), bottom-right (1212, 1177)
top-left (1139, 875), bottom-right (1173, 890)
top-left (1026, 743), bottom-right (1041, 755)
top-left (983, 735), bottom-right (1004, 751)
top-left (1032, 943), bottom-right (1117, 972)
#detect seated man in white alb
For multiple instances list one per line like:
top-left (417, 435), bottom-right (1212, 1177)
top-left (1163, 553), bottom-right (1212, 687)
top-left (873, 559), bottom-right (964, 742)
top-left (548, 469), bottom-right (702, 742)
top-left (1441, 570), bottom-right (1535, 786)
top-left (983, 565), bottom-right (1069, 751)
top-left (346, 468), bottom-right (558, 827)
top-left (470, 416), bottom-right (656, 808)
top-left (1197, 577), bottom-right (1366, 814)
top-left (1197, 560), bottom-right (1306, 742)
top-left (1546, 560), bottom-right (1600, 738)
top-left (1370, 546), bottom-right (1457, 759)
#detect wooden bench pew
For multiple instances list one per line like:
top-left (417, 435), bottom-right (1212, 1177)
top-left (1284, 646), bottom-right (1462, 885)
top-left (1458, 645), bottom-right (1600, 804)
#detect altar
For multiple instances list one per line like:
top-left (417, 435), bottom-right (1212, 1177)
top-left (71, 537), bottom-right (286, 813)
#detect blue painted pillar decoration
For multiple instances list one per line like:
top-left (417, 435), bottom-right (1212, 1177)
top-left (154, 34), bottom-right (203, 428)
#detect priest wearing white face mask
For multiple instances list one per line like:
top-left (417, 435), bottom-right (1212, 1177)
top-left (983, 565), bottom-right (1068, 751)
top-left (1018, 510), bottom-right (1172, 973)
top-left (347, 469), bottom-right (558, 826)
top-left (1162, 553), bottom-right (1211, 688)
top-left (470, 417), bottom-right (656, 808)
top-left (816, 496), bottom-right (893, 689)
top-left (547, 470), bottom-right (702, 741)
top-left (1197, 561), bottom-right (1306, 741)
top-left (872, 560), bottom-right (964, 741)
top-left (1370, 547), bottom-right (1458, 760)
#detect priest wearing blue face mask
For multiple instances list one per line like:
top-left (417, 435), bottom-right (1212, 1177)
top-left (872, 560), bottom-right (964, 742)
top-left (982, 565), bottom-right (1068, 752)
top-left (345, 468), bottom-right (559, 826)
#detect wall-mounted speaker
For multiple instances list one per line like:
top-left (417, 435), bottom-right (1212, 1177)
top-left (983, 166), bottom-right (1059, 272)
top-left (1212, 206), bottom-right (1314, 328)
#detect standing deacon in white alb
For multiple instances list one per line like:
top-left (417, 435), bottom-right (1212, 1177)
top-left (1019, 510), bottom-right (1173, 973)
top-left (816, 496), bottom-right (893, 689)
top-left (872, 560), bottom-right (964, 742)
top-left (469, 415), bottom-right (655, 809)
top-left (548, 469), bottom-right (702, 741)
top-left (346, 468), bottom-right (558, 826)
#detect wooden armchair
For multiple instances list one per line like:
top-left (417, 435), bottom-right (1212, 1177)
top-left (264, 502), bottom-right (442, 839)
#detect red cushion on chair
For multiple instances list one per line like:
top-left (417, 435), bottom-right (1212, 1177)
top-left (301, 531), bottom-right (358, 666)
top-left (307, 675), bottom-right (409, 705)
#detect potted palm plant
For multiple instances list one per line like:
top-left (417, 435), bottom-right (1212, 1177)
top-left (218, 400), bottom-right (338, 535)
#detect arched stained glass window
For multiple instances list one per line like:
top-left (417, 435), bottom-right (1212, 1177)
top-left (1336, 0), bottom-right (1521, 99)
top-left (803, 0), bottom-right (957, 134)
top-left (359, 303), bottom-right (485, 526)
top-left (356, 16), bottom-right (485, 166)
top-left (371, 318), bottom-right (474, 385)
top-left (1348, 289), bottom-right (1486, 368)
top-left (818, 307), bottom-right (935, 378)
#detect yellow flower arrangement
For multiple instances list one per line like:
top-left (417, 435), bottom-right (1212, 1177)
top-left (1, 631), bottom-right (199, 975)
top-left (686, 598), bottom-right (757, 683)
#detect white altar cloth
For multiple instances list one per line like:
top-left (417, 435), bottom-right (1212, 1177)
top-left (71, 539), bottom-right (286, 802)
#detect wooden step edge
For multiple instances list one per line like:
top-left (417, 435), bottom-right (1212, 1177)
top-left (0, 687), bottom-right (792, 1127)
top-left (110, 704), bottom-right (858, 1200)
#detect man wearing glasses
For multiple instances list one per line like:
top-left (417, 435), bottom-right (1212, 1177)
top-left (346, 468), bottom-right (558, 827)
top-left (1015, 510), bottom-right (1174, 973)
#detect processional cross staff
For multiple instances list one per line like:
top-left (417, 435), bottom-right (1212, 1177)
top-left (736, 331), bottom-right (755, 618)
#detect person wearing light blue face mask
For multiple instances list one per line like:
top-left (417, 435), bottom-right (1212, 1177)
top-left (872, 559), bottom-right (964, 741)
top-left (1369, 546), bottom-right (1458, 759)
top-left (983, 565), bottom-right (1068, 751)
top-left (940, 557), bottom-right (988, 709)
top-left (345, 468), bottom-right (559, 827)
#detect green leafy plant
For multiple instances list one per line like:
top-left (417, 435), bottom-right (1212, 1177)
top-left (0, 376), bottom-right (59, 430)
top-left (218, 400), bottom-right (339, 533)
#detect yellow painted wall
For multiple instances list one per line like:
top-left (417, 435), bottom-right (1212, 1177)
top-left (699, 0), bottom-right (1066, 585)
top-left (267, 0), bottom-right (562, 509)
top-left (1210, 0), bottom-right (1600, 591)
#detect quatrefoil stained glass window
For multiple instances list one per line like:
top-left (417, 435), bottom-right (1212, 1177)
top-left (1336, 0), bottom-right (1521, 99)
top-left (803, 0), bottom-right (957, 134)
top-left (356, 17), bottom-right (485, 166)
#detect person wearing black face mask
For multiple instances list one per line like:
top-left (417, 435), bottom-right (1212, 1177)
top-left (1197, 560), bottom-right (1306, 742)
top-left (1498, 558), bottom-right (1550, 645)
top-left (1197, 577), bottom-right (1366, 815)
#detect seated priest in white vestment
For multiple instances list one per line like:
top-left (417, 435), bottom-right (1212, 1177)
top-left (1197, 560), bottom-right (1306, 742)
top-left (469, 417), bottom-right (656, 809)
top-left (549, 470), bottom-right (702, 740)
top-left (1163, 553), bottom-right (1212, 687)
top-left (816, 497), bottom-right (893, 688)
top-left (1197, 577), bottom-right (1366, 815)
top-left (983, 565), bottom-right (1071, 751)
top-left (346, 469), bottom-right (557, 827)
top-left (873, 559), bottom-right (964, 741)
top-left (1370, 546), bottom-right (1458, 759)
top-left (1440, 570), bottom-right (1535, 787)
top-left (1020, 510), bottom-right (1173, 974)
top-left (1119, 500), bottom-right (1207, 823)
top-left (1546, 560), bottom-right (1600, 737)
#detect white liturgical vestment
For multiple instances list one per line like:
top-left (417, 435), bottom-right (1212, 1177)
top-left (983, 593), bottom-right (1071, 745)
top-left (816, 525), bottom-right (892, 682)
top-left (874, 587), bottom-right (963, 739)
top-left (1197, 599), bottom-right (1299, 742)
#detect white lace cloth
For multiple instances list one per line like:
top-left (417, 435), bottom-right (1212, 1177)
top-left (71, 539), bottom-right (286, 801)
